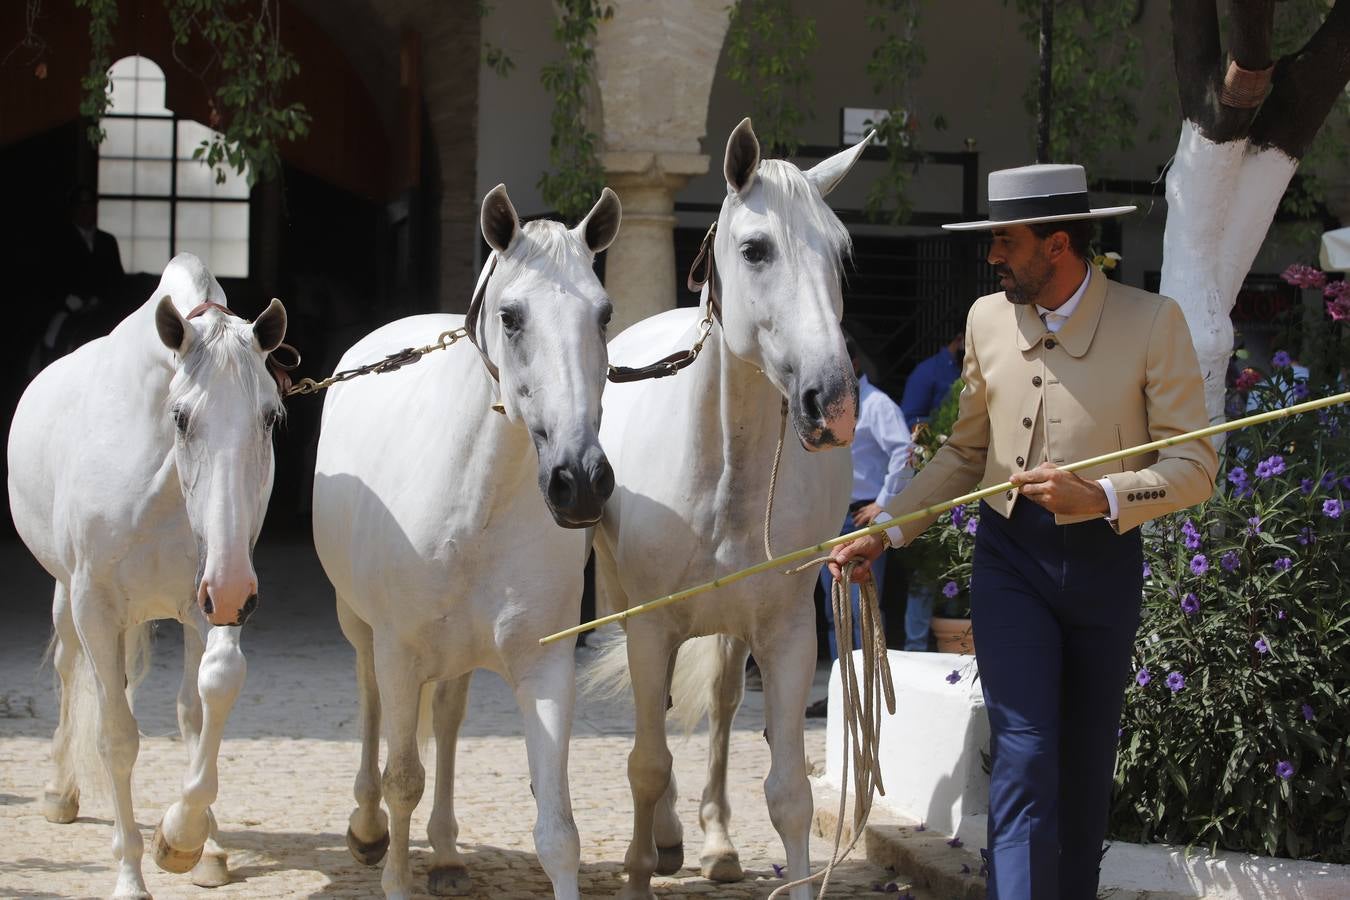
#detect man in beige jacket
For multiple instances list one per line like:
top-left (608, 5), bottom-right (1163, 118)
top-left (831, 164), bottom-right (1217, 899)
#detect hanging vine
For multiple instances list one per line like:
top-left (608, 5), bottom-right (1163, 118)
top-left (68, 0), bottom-right (309, 186)
top-left (723, 0), bottom-right (818, 157)
top-left (538, 0), bottom-right (612, 221)
top-left (862, 0), bottom-right (929, 225)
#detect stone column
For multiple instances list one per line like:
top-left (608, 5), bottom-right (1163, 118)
top-left (593, 0), bottom-right (731, 333)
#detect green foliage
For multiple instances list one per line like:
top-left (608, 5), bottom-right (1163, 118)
top-left (862, 0), bottom-right (927, 225)
top-left (165, 1), bottom-right (310, 186)
top-left (723, 0), bottom-right (817, 156)
top-left (1011, 0), bottom-right (1143, 171)
top-left (77, 0), bottom-right (309, 186)
top-left (538, 1), bottom-right (611, 221)
top-left (907, 379), bottom-right (972, 613)
top-left (478, 2), bottom-right (515, 78)
top-left (1111, 363), bottom-right (1350, 861)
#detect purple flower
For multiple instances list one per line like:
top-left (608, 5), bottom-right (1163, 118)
top-left (1301, 703), bottom-right (1315, 722)
top-left (1323, 498), bottom-right (1343, 519)
top-left (1255, 638), bottom-right (1270, 655)
top-left (1166, 671), bottom-right (1185, 693)
top-left (1136, 667), bottom-right (1151, 687)
top-left (1300, 478), bottom-right (1315, 495)
top-left (1298, 527), bottom-right (1314, 546)
top-left (1190, 554), bottom-right (1209, 575)
top-left (943, 581), bottom-right (960, 599)
top-left (947, 836), bottom-right (964, 848)
top-left (1281, 264), bottom-right (1327, 289)
top-left (1185, 532), bottom-right (1202, 550)
top-left (945, 669), bottom-right (961, 685)
top-left (1142, 561), bottom-right (1152, 578)
top-left (1228, 467), bottom-right (1249, 488)
top-left (965, 517), bottom-right (979, 536)
top-left (1294, 382), bottom-right (1310, 401)
top-left (1271, 350), bottom-right (1292, 369)
top-left (1277, 609), bottom-right (1287, 621)
top-left (1272, 557), bottom-right (1292, 573)
top-left (1275, 760), bottom-right (1295, 780)
top-left (1246, 516), bottom-right (1262, 536)
top-left (1321, 471), bottom-right (1338, 490)
top-left (1256, 456), bottom-right (1286, 479)
top-left (951, 505), bottom-right (966, 530)
top-left (1221, 551), bottom-right (1240, 573)
top-left (1181, 592), bottom-right (1200, 615)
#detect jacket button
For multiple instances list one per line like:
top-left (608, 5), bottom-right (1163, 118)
top-left (1045, 338), bottom-right (1057, 350)
top-left (1032, 376), bottom-right (1042, 387)
top-left (1022, 417), bottom-right (1032, 428)
top-left (1160, 489), bottom-right (1166, 498)
top-left (1152, 490), bottom-right (1161, 499)
top-left (1127, 492), bottom-right (1136, 502)
top-left (1016, 456), bottom-right (1025, 467)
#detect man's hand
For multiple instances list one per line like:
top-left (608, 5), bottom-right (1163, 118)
top-left (828, 533), bottom-right (887, 583)
top-left (1009, 463), bottom-right (1108, 515)
top-left (851, 502), bottom-right (884, 527)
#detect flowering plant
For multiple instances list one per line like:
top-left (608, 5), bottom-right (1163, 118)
top-left (1109, 351), bottom-right (1350, 861)
top-left (907, 380), bottom-right (975, 617)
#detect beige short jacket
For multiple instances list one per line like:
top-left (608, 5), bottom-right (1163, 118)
top-left (886, 272), bottom-right (1219, 542)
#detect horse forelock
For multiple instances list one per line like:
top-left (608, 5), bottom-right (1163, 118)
top-left (167, 312), bottom-right (280, 430)
top-left (745, 159), bottom-right (853, 272)
top-left (497, 220), bottom-right (595, 292)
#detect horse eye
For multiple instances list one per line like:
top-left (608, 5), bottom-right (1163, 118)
top-left (741, 239), bottom-right (771, 264)
top-left (499, 309), bottom-right (521, 336)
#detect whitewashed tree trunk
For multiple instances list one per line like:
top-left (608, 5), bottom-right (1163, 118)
top-left (1160, 120), bottom-right (1298, 424)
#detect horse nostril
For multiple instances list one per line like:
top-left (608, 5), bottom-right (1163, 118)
top-left (802, 387), bottom-right (825, 423)
top-left (202, 594), bottom-right (214, 616)
top-left (548, 465), bottom-right (577, 509)
top-left (236, 594), bottom-right (258, 626)
top-left (593, 457), bottom-right (614, 499)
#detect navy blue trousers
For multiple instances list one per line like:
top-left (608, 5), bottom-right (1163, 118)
top-left (972, 499), bottom-right (1142, 900)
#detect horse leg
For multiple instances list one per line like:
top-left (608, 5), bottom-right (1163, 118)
top-left (153, 623), bottom-right (245, 883)
top-left (618, 628), bottom-right (679, 900)
top-left (43, 581), bottom-right (81, 824)
top-left (697, 635), bottom-right (749, 882)
top-left (426, 673), bottom-right (472, 896)
top-left (651, 650), bottom-right (683, 876)
top-left (376, 646), bottom-right (426, 900)
top-left (172, 623), bottom-right (230, 887)
top-left (337, 593), bottom-right (388, 865)
top-left (73, 592), bottom-right (150, 900)
top-left (754, 623), bottom-right (818, 900)
top-left (513, 647), bottom-right (581, 900)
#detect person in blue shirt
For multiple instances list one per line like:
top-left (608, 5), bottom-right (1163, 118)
top-left (899, 326), bottom-right (965, 651)
top-left (901, 328), bottom-right (965, 426)
top-left (807, 335), bottom-right (913, 717)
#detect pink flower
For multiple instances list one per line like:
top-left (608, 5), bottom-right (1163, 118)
top-left (1327, 293), bottom-right (1350, 323)
top-left (1235, 368), bottom-right (1262, 392)
top-left (1282, 264), bottom-right (1327, 289)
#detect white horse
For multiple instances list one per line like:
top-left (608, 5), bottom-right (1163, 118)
top-left (592, 118), bottom-right (869, 899)
top-left (7, 253), bottom-right (288, 900)
top-left (312, 184), bottom-right (621, 900)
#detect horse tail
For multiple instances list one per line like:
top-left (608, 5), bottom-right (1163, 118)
top-left (576, 626), bottom-right (633, 703)
top-left (66, 621), bottom-right (154, 799)
top-left (668, 635), bottom-right (727, 736)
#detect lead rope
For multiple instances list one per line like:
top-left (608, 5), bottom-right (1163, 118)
top-left (763, 397), bottom-right (790, 560)
top-left (769, 558), bottom-right (896, 899)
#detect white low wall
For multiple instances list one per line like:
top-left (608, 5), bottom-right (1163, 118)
top-left (823, 649), bottom-right (988, 836)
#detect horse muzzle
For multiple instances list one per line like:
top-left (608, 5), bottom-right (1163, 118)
top-left (792, 374), bottom-right (858, 451)
top-left (540, 441), bottom-right (614, 528)
top-left (197, 564), bottom-right (260, 627)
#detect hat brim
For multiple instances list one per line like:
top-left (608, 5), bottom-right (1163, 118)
top-left (941, 205), bottom-right (1137, 231)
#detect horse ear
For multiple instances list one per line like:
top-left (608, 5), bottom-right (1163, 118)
top-left (805, 129), bottom-right (874, 198)
top-left (574, 187), bottom-right (622, 254)
top-left (155, 296), bottom-right (191, 353)
top-left (724, 117), bottom-right (760, 196)
top-left (480, 183), bottom-right (520, 253)
top-left (252, 298), bottom-right (287, 354)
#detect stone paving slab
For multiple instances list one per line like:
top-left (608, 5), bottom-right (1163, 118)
top-left (0, 537), bottom-right (924, 899)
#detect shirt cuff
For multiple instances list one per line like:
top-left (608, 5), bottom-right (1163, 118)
top-left (874, 511), bottom-right (904, 546)
top-left (1097, 477), bottom-right (1119, 521)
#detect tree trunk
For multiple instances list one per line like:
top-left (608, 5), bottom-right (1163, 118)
top-left (1162, 0), bottom-right (1350, 424)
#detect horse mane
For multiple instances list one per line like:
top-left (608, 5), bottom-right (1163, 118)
top-left (752, 158), bottom-right (854, 273)
top-left (498, 219), bottom-right (594, 288)
top-left (167, 310), bottom-right (280, 429)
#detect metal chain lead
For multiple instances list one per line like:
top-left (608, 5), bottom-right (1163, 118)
top-left (283, 327), bottom-right (468, 398)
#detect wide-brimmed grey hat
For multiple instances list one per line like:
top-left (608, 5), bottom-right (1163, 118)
top-left (943, 163), bottom-right (1136, 231)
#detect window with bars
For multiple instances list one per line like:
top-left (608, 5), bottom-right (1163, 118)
top-left (96, 56), bottom-right (250, 278)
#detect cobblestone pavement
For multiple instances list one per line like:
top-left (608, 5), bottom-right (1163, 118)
top-left (0, 536), bottom-right (919, 899)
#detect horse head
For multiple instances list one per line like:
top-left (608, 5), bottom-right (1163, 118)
top-left (154, 256), bottom-right (287, 626)
top-left (475, 184), bottom-right (621, 528)
top-left (713, 117), bottom-right (871, 450)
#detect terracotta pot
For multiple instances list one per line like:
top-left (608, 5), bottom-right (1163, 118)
top-left (930, 616), bottom-right (974, 655)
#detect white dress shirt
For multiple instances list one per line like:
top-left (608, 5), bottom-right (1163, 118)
top-left (851, 374), bottom-right (913, 507)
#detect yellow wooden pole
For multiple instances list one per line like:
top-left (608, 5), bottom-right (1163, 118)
top-left (540, 389), bottom-right (1350, 645)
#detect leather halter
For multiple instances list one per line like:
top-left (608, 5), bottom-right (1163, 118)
top-left (184, 301), bottom-right (301, 395)
top-left (685, 221), bottom-right (724, 326)
top-left (462, 253), bottom-right (502, 383)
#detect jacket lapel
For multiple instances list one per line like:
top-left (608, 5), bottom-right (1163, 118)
top-left (1056, 269), bottom-right (1106, 358)
top-left (1015, 301), bottom-right (1046, 352)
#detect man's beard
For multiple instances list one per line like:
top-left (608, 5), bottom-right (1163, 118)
top-left (996, 260), bottom-right (1052, 306)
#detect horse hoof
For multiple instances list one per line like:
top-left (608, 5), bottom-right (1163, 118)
top-left (700, 851), bottom-right (744, 882)
top-left (655, 843), bottom-right (684, 875)
top-left (151, 821), bottom-right (203, 874)
top-left (42, 789), bottom-right (79, 824)
top-left (190, 850), bottom-right (231, 888)
top-left (428, 864), bottom-right (472, 895)
top-left (346, 825), bottom-right (389, 866)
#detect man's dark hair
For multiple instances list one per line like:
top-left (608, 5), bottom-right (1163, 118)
top-left (1028, 218), bottom-right (1095, 258)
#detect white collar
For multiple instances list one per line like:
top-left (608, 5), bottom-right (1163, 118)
top-left (1036, 262), bottom-right (1091, 322)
